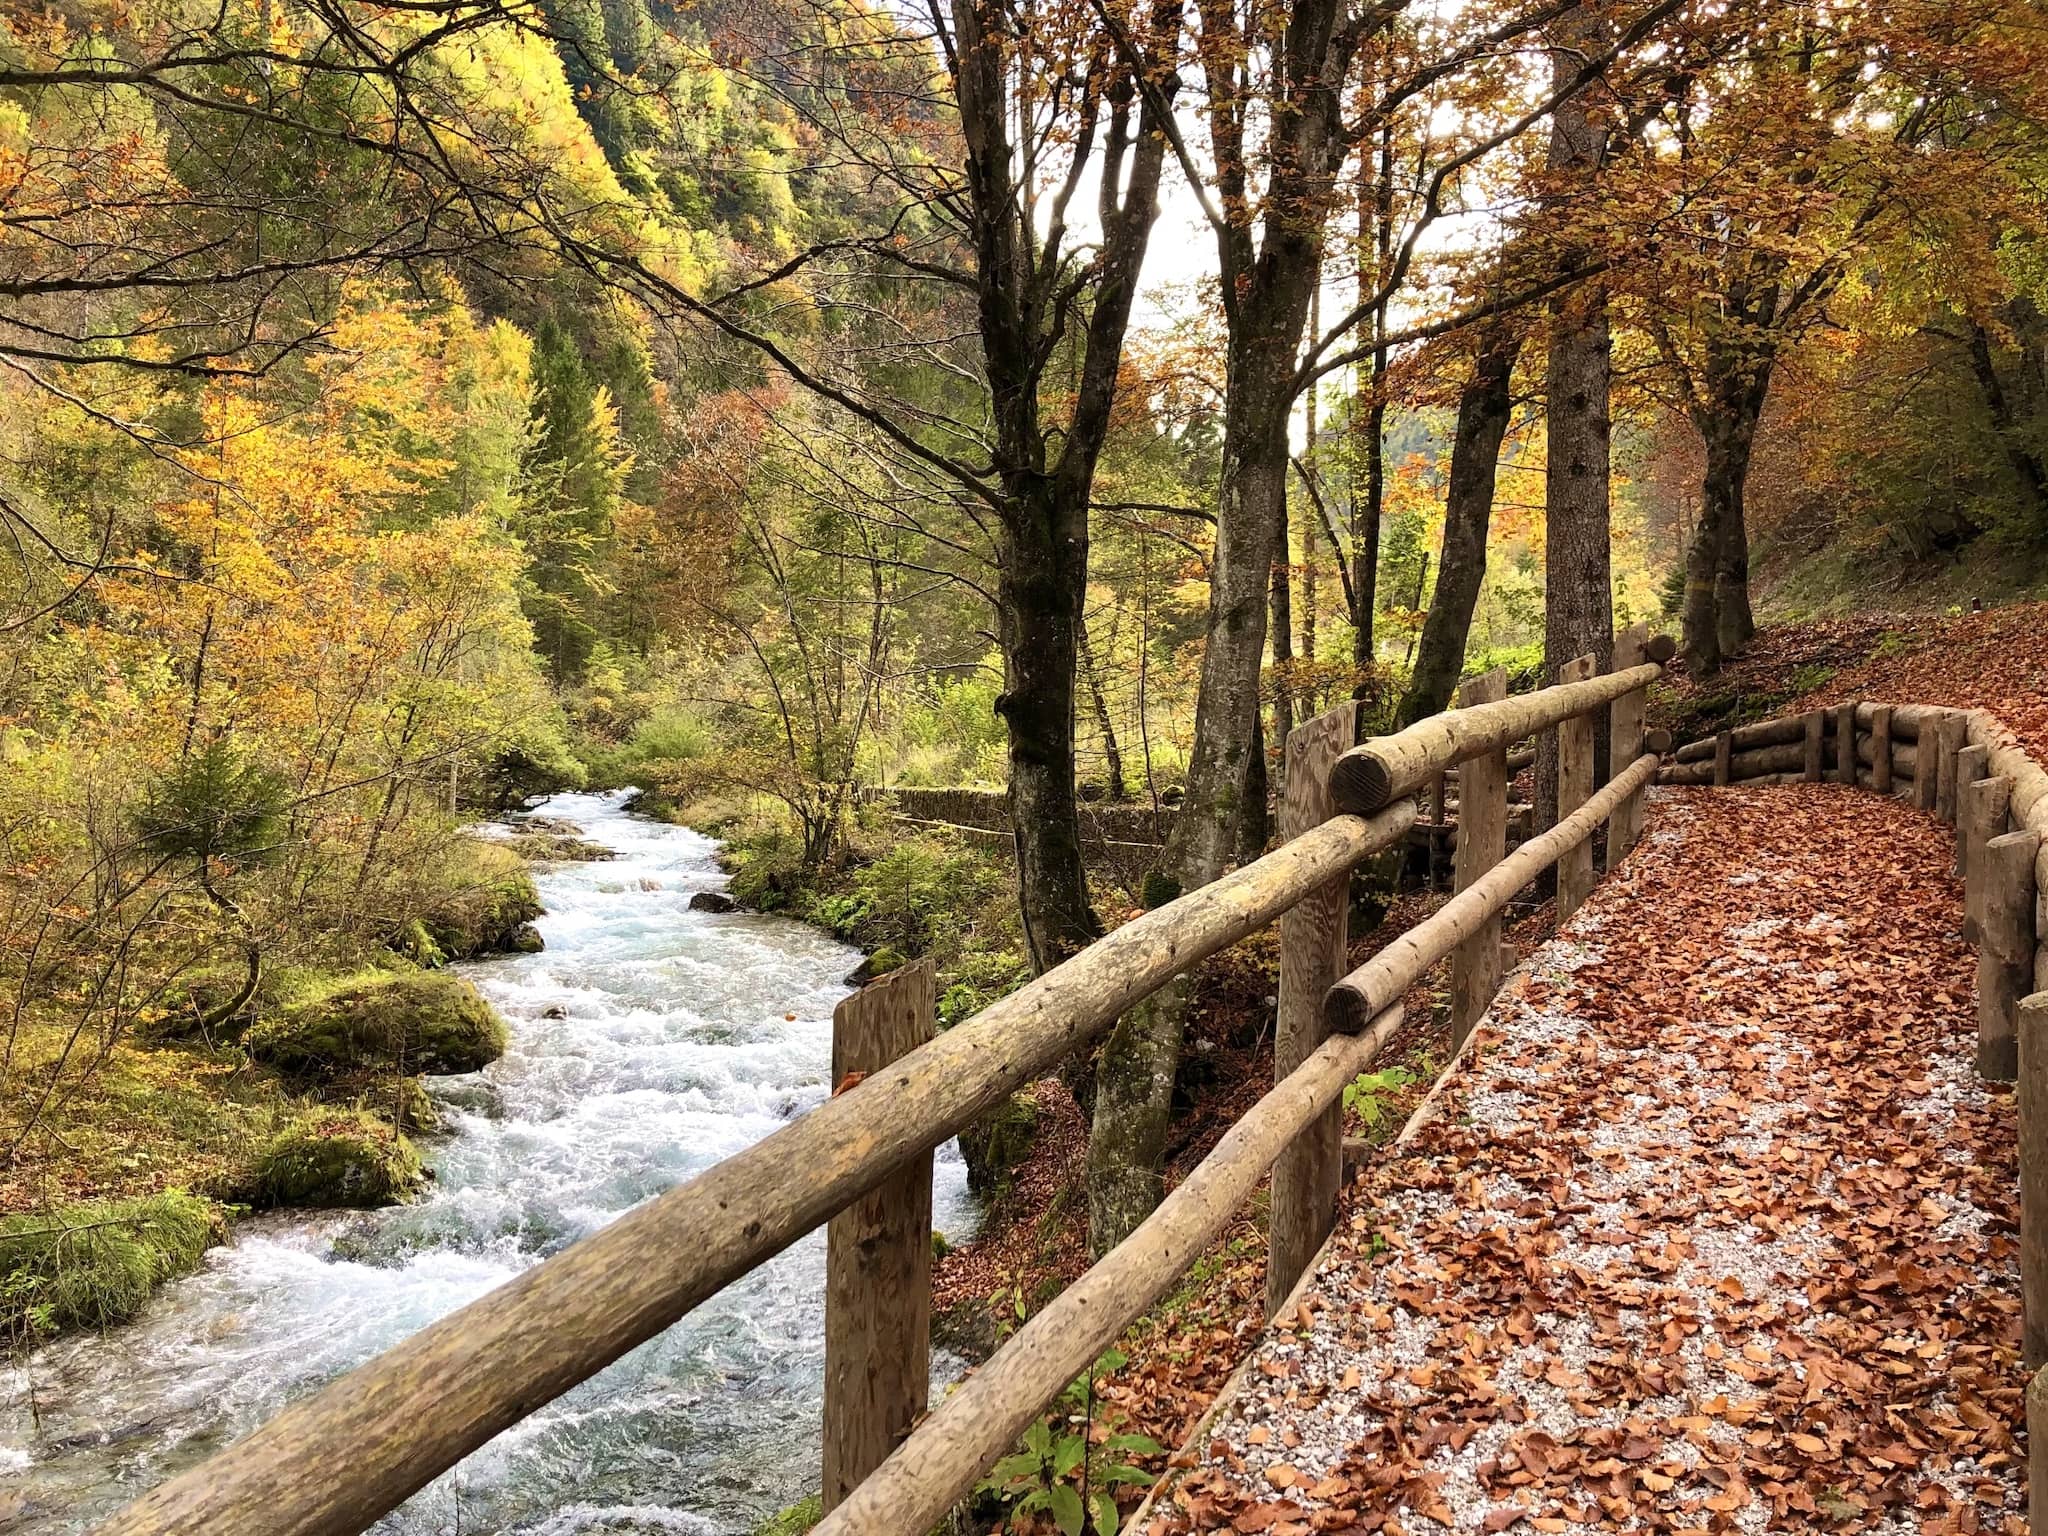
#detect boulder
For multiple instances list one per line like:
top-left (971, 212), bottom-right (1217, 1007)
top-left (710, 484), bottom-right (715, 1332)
top-left (247, 972), bottom-right (508, 1080)
top-left (843, 945), bottom-right (905, 987)
top-left (688, 890), bottom-right (738, 914)
top-left (250, 1111), bottom-right (423, 1208)
top-left (502, 830), bottom-right (615, 863)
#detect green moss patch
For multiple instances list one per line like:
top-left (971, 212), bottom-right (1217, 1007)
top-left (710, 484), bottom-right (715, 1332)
top-left (325, 1071), bottom-right (443, 1135)
top-left (751, 1495), bottom-right (821, 1536)
top-left (0, 1191), bottom-right (221, 1346)
top-left (247, 972), bottom-right (507, 1080)
top-left (251, 1111), bottom-right (423, 1208)
top-left (958, 1088), bottom-right (1040, 1202)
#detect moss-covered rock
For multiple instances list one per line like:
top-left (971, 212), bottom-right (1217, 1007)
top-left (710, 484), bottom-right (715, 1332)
top-left (251, 1111), bottom-right (423, 1208)
top-left (957, 1088), bottom-right (1039, 1201)
top-left (502, 831), bottom-right (614, 863)
top-left (0, 1191), bottom-right (221, 1345)
top-left (419, 842), bottom-right (546, 960)
top-left (328, 1072), bottom-right (442, 1135)
top-left (246, 972), bottom-right (507, 1080)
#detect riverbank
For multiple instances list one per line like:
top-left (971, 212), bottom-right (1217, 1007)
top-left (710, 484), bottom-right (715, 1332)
top-left (0, 831), bottom-right (552, 1350)
top-left (3, 790), bottom-right (971, 1536)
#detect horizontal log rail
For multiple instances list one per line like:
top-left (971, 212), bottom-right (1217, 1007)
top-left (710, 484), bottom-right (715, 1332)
top-left (1326, 753), bottom-right (1661, 1030)
top-left (1329, 644), bottom-right (1672, 814)
top-left (93, 643), bottom-right (1675, 1536)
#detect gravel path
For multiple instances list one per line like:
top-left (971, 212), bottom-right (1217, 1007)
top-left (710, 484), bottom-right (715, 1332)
top-left (1152, 786), bottom-right (2025, 1536)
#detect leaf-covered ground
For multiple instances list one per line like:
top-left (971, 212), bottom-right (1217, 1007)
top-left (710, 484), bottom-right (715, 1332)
top-left (1654, 602), bottom-right (2048, 761)
top-left (1153, 785), bottom-right (2025, 1536)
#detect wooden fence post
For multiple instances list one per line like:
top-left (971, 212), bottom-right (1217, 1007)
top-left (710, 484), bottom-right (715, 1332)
top-left (1980, 829), bottom-right (2041, 1082)
top-left (1556, 654), bottom-right (1597, 921)
top-left (1713, 731), bottom-right (1732, 787)
top-left (1450, 668), bottom-right (1510, 1048)
top-left (1935, 712), bottom-right (1968, 823)
top-left (1955, 742), bottom-right (1992, 878)
top-left (1606, 625), bottom-right (1649, 866)
top-left (1834, 702), bottom-right (1857, 786)
top-left (2020, 994), bottom-right (2048, 1368)
top-left (1268, 701), bottom-right (1359, 1316)
top-left (1429, 771), bottom-right (1448, 889)
top-left (2032, 1364), bottom-right (2048, 1533)
top-left (1961, 774), bottom-right (2014, 939)
top-left (823, 959), bottom-right (936, 1511)
top-left (1802, 710), bottom-right (1824, 783)
top-left (1871, 705), bottom-right (1893, 796)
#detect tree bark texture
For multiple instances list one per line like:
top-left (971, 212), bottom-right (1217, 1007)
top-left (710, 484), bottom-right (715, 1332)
top-left (1536, 12), bottom-right (1614, 831)
top-left (1093, 0), bottom-right (1356, 1251)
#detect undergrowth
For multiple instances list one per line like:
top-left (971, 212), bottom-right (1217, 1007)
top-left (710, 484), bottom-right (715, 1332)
top-left (699, 802), bottom-right (1033, 1026)
top-left (0, 1191), bottom-right (221, 1347)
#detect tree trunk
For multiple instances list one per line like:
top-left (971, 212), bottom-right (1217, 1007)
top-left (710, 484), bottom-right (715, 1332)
top-left (1399, 331), bottom-right (1523, 725)
top-left (1350, 128), bottom-right (1394, 676)
top-left (1170, 383), bottom-right (1296, 886)
top-left (999, 486), bottom-right (1100, 973)
top-left (1714, 487), bottom-right (1756, 658)
top-left (1301, 294), bottom-right (1321, 681)
top-left (1682, 365), bottom-right (1769, 673)
top-left (1967, 319), bottom-right (2048, 529)
top-left (950, 0), bottom-right (1178, 971)
top-left (1078, 621), bottom-right (1128, 800)
top-left (1535, 12), bottom-right (1614, 830)
top-left (1084, 976), bottom-right (1192, 1254)
top-left (1088, 312), bottom-right (1302, 1257)
top-left (1680, 485), bottom-right (1723, 675)
top-left (1538, 276), bottom-right (1613, 826)
top-left (1270, 521), bottom-right (1295, 748)
top-left (1088, 0), bottom-right (1350, 1256)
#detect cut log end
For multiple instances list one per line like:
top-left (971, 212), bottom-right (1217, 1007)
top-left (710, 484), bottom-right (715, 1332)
top-left (1325, 981), bottom-right (1378, 1036)
top-left (1643, 728), bottom-right (1674, 756)
top-left (1330, 752), bottom-right (1396, 815)
top-left (1644, 633), bottom-right (1678, 664)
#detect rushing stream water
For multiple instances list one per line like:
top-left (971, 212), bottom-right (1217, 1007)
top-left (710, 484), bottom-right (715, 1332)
top-left (1, 790), bottom-right (974, 1535)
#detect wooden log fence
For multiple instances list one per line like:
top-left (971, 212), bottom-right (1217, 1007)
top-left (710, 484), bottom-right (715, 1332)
top-left (1329, 639), bottom-right (1672, 814)
top-left (93, 644), bottom-right (1676, 1536)
top-left (1266, 702), bottom-right (1358, 1317)
top-left (1608, 624), bottom-right (1650, 862)
top-left (1556, 654), bottom-right (1598, 921)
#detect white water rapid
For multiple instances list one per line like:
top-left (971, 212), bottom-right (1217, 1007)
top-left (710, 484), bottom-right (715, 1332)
top-left (1, 790), bottom-right (974, 1535)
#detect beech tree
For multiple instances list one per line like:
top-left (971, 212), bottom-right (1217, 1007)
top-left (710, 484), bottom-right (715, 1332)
top-left (1613, 0), bottom-right (2041, 671)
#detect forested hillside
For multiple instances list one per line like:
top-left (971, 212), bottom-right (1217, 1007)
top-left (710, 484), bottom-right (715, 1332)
top-left (3, 0), bottom-right (2048, 1524)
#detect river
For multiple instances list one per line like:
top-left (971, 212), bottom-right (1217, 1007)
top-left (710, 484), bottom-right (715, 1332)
top-left (0, 790), bottom-right (974, 1535)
